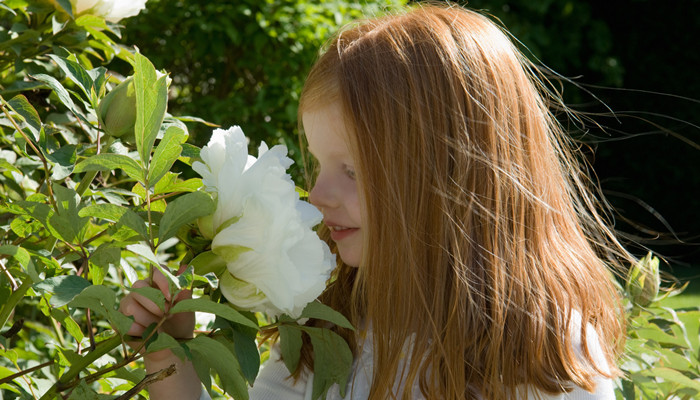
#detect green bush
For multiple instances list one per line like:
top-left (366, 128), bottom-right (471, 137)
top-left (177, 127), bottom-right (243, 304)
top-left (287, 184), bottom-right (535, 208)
top-left (1, 1), bottom-right (698, 399)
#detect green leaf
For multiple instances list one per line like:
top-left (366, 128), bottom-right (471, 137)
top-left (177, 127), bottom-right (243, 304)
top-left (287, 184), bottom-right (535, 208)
top-left (194, 272), bottom-right (219, 289)
top-left (189, 251), bottom-right (227, 277)
top-left (0, 245), bottom-right (30, 268)
top-left (74, 154), bottom-right (144, 182)
top-left (229, 325), bottom-right (260, 385)
top-left (187, 335), bottom-right (248, 400)
top-left (148, 126), bottom-right (187, 187)
top-left (130, 286), bottom-right (166, 312)
top-left (33, 275), bottom-right (91, 307)
top-left (68, 285), bottom-right (133, 334)
top-left (191, 345), bottom-right (212, 395)
top-left (154, 175), bottom-right (202, 194)
top-left (126, 243), bottom-right (160, 266)
top-left (47, 144), bottom-right (77, 180)
top-left (303, 326), bottom-right (353, 400)
top-left (180, 143), bottom-right (200, 158)
top-left (52, 14), bottom-right (69, 34)
top-left (50, 308), bottom-right (84, 342)
top-left (301, 302), bottom-right (354, 330)
top-left (48, 55), bottom-right (94, 102)
top-left (158, 191), bottom-right (215, 244)
top-left (643, 367), bottom-right (700, 391)
top-left (48, 184), bottom-right (89, 243)
top-left (170, 297), bottom-right (259, 330)
top-left (74, 14), bottom-right (109, 30)
top-left (55, 0), bottom-right (73, 17)
top-left (175, 115), bottom-right (218, 127)
top-left (133, 52), bottom-right (169, 165)
top-left (279, 324), bottom-right (303, 374)
top-left (146, 332), bottom-right (186, 360)
top-left (67, 380), bottom-right (100, 400)
top-left (79, 203), bottom-right (148, 240)
top-left (32, 73), bottom-right (80, 115)
top-left (90, 244), bottom-right (121, 269)
top-left (8, 95), bottom-right (41, 140)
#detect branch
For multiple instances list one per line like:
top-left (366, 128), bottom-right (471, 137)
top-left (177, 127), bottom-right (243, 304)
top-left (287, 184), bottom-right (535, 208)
top-left (0, 360), bottom-right (55, 385)
top-left (114, 364), bottom-right (177, 400)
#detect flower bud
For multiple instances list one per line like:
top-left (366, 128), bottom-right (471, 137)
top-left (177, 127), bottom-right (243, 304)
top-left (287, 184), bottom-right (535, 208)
top-left (98, 76), bottom-right (136, 139)
top-left (626, 252), bottom-right (660, 307)
top-left (197, 214), bottom-right (215, 240)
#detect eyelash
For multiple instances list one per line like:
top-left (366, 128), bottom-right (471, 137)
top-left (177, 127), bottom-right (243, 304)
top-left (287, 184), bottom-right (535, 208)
top-left (344, 166), bottom-right (356, 180)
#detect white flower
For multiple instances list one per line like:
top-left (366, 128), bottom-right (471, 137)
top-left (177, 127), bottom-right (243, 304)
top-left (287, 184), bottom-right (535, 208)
top-left (193, 127), bottom-right (335, 318)
top-left (71, 0), bottom-right (148, 23)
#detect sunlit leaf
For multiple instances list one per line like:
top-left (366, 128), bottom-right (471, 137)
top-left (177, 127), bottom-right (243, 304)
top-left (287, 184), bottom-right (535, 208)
top-left (158, 191), bottom-right (214, 244)
top-left (133, 52), bottom-right (168, 165)
top-left (148, 126), bottom-right (187, 187)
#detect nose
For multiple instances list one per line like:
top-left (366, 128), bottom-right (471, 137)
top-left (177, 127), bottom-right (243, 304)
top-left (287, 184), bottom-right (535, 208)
top-left (309, 173), bottom-right (336, 210)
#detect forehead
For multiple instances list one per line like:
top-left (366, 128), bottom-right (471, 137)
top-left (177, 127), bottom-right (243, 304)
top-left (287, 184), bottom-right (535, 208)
top-left (302, 102), bottom-right (351, 157)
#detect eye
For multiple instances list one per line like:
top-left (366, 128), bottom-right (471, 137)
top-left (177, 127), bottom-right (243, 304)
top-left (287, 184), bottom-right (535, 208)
top-left (344, 165), bottom-right (356, 180)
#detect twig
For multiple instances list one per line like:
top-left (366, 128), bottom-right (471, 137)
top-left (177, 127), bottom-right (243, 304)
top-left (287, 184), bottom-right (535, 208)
top-left (114, 364), bottom-right (177, 400)
top-left (0, 259), bottom-right (18, 290)
top-left (86, 309), bottom-right (96, 351)
top-left (56, 230), bottom-right (107, 260)
top-left (0, 360), bottom-right (55, 385)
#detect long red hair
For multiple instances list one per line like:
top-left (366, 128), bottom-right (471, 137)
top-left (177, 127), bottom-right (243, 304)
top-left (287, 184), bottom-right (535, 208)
top-left (298, 4), bottom-right (630, 399)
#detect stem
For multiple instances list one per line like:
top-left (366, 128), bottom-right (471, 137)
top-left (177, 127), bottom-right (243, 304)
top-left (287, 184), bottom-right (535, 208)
top-left (75, 171), bottom-right (98, 197)
top-left (58, 334), bottom-right (122, 385)
top-left (0, 95), bottom-right (57, 211)
top-left (42, 296), bottom-right (66, 348)
top-left (114, 364), bottom-right (177, 400)
top-left (86, 309), bottom-right (96, 351)
top-left (0, 259), bottom-right (18, 290)
top-left (145, 180), bottom-right (154, 249)
top-left (149, 191), bottom-right (185, 203)
top-left (38, 334), bottom-right (122, 399)
top-left (57, 230), bottom-right (107, 260)
top-left (0, 360), bottom-right (55, 385)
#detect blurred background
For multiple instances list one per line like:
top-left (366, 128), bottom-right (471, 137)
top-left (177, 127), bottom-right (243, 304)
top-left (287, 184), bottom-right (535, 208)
top-left (111, 0), bottom-right (699, 272)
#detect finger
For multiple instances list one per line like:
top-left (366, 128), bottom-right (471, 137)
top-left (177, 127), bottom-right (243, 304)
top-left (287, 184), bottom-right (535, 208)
top-left (127, 321), bottom-right (147, 337)
top-left (151, 268), bottom-right (172, 301)
top-left (129, 281), bottom-right (166, 316)
top-left (173, 288), bottom-right (192, 303)
top-left (120, 297), bottom-right (161, 327)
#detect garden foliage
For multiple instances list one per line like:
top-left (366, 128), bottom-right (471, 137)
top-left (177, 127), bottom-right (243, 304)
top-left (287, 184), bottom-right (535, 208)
top-left (0, 1), bottom-right (698, 400)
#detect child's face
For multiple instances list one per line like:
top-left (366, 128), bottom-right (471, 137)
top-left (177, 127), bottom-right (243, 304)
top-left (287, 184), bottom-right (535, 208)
top-left (303, 102), bottom-right (364, 268)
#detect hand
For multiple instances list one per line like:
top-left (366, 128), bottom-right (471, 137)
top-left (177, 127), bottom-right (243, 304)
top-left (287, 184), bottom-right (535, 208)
top-left (119, 267), bottom-right (195, 345)
top-left (119, 268), bottom-right (203, 399)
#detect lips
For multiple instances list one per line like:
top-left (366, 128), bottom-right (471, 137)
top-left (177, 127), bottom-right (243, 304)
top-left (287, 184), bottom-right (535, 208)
top-left (326, 222), bottom-right (358, 242)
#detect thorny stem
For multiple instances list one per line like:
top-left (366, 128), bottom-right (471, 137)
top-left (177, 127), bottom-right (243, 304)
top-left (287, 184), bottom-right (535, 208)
top-left (0, 95), bottom-right (57, 211)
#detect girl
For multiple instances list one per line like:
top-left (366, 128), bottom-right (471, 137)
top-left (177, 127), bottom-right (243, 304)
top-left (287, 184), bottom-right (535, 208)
top-left (120, 4), bottom-right (632, 399)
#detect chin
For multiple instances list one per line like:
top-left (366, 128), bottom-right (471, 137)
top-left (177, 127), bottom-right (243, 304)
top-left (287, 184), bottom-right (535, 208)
top-left (339, 251), bottom-right (361, 268)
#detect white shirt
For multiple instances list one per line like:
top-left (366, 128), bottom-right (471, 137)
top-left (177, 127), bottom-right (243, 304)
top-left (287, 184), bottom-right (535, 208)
top-left (202, 316), bottom-right (615, 399)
